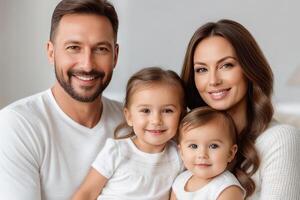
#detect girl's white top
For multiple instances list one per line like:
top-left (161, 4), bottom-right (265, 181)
top-left (92, 138), bottom-right (183, 200)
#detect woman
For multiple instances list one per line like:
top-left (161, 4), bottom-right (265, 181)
top-left (181, 19), bottom-right (300, 199)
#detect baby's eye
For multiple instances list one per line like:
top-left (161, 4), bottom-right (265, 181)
top-left (194, 67), bottom-right (207, 73)
top-left (140, 108), bottom-right (150, 114)
top-left (188, 144), bottom-right (198, 149)
top-left (209, 143), bottom-right (219, 149)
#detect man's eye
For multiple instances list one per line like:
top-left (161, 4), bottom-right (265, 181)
top-left (188, 144), bottom-right (198, 149)
top-left (95, 47), bottom-right (109, 53)
top-left (209, 144), bottom-right (219, 149)
top-left (66, 46), bottom-right (80, 51)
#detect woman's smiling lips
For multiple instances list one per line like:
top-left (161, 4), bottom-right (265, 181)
top-left (208, 88), bottom-right (231, 100)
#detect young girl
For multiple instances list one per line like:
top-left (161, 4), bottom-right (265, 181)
top-left (72, 67), bottom-right (185, 200)
top-left (171, 107), bottom-right (246, 200)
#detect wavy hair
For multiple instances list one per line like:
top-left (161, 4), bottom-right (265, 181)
top-left (114, 66), bottom-right (186, 139)
top-left (181, 19), bottom-right (274, 197)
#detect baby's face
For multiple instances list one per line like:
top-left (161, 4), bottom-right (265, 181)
top-left (179, 120), bottom-right (237, 180)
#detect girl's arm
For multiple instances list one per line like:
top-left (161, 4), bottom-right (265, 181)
top-left (217, 186), bottom-right (244, 200)
top-left (169, 190), bottom-right (177, 200)
top-left (72, 168), bottom-right (108, 200)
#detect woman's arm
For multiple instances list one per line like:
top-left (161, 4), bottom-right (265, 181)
top-left (217, 186), bottom-right (244, 200)
top-left (256, 124), bottom-right (300, 199)
top-left (72, 168), bottom-right (108, 200)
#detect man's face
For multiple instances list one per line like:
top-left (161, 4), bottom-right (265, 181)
top-left (47, 14), bottom-right (118, 102)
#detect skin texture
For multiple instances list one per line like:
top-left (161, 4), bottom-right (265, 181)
top-left (47, 14), bottom-right (118, 128)
top-left (124, 83), bottom-right (183, 153)
top-left (179, 118), bottom-right (237, 191)
top-left (171, 117), bottom-right (243, 200)
top-left (193, 36), bottom-right (247, 132)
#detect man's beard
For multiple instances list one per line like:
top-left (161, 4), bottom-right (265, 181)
top-left (54, 64), bottom-right (112, 103)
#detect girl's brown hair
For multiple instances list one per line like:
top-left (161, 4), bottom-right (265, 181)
top-left (114, 66), bottom-right (186, 139)
top-left (181, 19), bottom-right (274, 197)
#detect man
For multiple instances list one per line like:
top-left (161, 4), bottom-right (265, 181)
top-left (0, 0), bottom-right (123, 199)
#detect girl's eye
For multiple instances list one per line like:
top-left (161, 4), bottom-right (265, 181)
top-left (163, 108), bottom-right (174, 113)
top-left (194, 67), bottom-right (207, 73)
top-left (188, 144), bottom-right (198, 149)
top-left (209, 144), bottom-right (219, 149)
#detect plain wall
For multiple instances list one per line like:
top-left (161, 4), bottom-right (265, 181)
top-left (1, 0), bottom-right (300, 108)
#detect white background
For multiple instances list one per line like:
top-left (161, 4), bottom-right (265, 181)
top-left (1, 0), bottom-right (300, 109)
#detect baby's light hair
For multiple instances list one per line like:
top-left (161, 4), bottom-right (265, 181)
top-left (114, 66), bottom-right (186, 139)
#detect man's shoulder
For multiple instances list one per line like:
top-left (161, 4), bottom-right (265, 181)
top-left (0, 90), bottom-right (51, 122)
top-left (102, 96), bottom-right (122, 110)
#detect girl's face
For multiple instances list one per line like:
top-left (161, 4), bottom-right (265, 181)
top-left (193, 36), bottom-right (248, 113)
top-left (179, 118), bottom-right (237, 181)
top-left (124, 83), bottom-right (183, 153)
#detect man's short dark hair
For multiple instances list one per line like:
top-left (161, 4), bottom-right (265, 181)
top-left (50, 0), bottom-right (118, 42)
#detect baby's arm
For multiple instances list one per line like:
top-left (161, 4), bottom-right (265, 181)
top-left (169, 190), bottom-right (177, 200)
top-left (217, 185), bottom-right (244, 200)
top-left (72, 168), bottom-right (108, 200)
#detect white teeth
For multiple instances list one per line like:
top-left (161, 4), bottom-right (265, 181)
top-left (76, 75), bottom-right (96, 81)
top-left (209, 89), bottom-right (228, 99)
top-left (211, 91), bottom-right (225, 96)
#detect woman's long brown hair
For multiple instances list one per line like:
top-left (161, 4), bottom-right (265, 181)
top-left (181, 19), bottom-right (274, 197)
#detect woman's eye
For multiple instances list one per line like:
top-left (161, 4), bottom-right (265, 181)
top-left (188, 144), bottom-right (198, 149)
top-left (221, 63), bottom-right (234, 69)
top-left (209, 144), bottom-right (219, 149)
top-left (194, 67), bottom-right (207, 73)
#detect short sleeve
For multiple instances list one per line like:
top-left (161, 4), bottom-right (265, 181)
top-left (92, 138), bottom-right (119, 179)
top-left (0, 109), bottom-right (42, 200)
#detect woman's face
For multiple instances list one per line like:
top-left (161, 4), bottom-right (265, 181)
top-left (193, 36), bottom-right (248, 112)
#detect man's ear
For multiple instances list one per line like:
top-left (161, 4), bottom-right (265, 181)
top-left (46, 41), bottom-right (54, 64)
top-left (113, 43), bottom-right (119, 68)
top-left (228, 144), bottom-right (238, 163)
top-left (123, 108), bottom-right (132, 127)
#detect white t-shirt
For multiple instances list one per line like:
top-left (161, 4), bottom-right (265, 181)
top-left (172, 170), bottom-right (245, 200)
top-left (248, 120), bottom-right (300, 199)
top-left (0, 89), bottom-right (123, 200)
top-left (92, 137), bottom-right (183, 200)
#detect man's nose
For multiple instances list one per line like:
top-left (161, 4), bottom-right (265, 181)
top-left (81, 49), bottom-right (94, 71)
